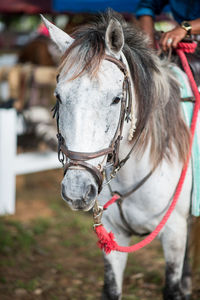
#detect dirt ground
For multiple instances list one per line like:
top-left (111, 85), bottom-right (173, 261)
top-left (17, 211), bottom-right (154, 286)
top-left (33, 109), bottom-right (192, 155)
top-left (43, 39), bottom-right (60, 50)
top-left (0, 169), bottom-right (200, 300)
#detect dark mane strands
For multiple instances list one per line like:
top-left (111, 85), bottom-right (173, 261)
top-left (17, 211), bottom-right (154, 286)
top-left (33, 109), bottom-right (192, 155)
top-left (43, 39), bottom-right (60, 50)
top-left (59, 10), bottom-right (190, 167)
top-left (59, 24), bottom-right (106, 80)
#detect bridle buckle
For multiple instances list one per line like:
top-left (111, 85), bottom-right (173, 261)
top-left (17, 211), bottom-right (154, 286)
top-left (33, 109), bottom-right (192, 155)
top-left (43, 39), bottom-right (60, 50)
top-left (93, 201), bottom-right (104, 228)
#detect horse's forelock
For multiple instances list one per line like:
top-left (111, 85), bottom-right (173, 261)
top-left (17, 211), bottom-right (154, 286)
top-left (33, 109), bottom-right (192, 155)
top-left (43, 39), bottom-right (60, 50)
top-left (59, 25), bottom-right (106, 80)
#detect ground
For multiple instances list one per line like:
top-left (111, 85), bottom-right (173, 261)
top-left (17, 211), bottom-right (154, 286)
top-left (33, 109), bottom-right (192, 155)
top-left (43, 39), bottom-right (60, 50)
top-left (0, 170), bottom-right (200, 300)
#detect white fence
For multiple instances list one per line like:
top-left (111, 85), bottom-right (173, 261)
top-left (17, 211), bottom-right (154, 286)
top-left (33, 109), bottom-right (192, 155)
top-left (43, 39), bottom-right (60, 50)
top-left (0, 108), bottom-right (60, 215)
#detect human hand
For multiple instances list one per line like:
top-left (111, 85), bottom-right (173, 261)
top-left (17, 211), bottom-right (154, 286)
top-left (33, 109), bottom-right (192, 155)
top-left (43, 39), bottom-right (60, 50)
top-left (159, 26), bottom-right (187, 51)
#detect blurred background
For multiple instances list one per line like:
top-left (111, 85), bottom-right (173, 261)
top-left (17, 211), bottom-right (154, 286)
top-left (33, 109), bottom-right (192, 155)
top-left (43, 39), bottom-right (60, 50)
top-left (0, 1), bottom-right (199, 299)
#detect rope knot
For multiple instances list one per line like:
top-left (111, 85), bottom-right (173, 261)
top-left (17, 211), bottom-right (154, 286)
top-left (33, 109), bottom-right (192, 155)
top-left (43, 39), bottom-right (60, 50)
top-left (177, 42), bottom-right (197, 54)
top-left (95, 225), bottom-right (117, 254)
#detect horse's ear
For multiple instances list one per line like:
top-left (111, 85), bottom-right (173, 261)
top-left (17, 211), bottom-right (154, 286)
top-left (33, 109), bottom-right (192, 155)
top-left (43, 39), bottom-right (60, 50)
top-left (105, 18), bottom-right (124, 56)
top-left (40, 15), bottom-right (74, 55)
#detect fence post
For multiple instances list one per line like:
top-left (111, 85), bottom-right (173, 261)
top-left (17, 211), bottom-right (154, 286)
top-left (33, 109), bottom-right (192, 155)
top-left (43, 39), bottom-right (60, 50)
top-left (0, 108), bottom-right (17, 214)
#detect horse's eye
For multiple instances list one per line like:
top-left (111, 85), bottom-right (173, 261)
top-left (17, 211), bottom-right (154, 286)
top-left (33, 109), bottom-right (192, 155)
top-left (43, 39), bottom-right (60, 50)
top-left (111, 97), bottom-right (121, 105)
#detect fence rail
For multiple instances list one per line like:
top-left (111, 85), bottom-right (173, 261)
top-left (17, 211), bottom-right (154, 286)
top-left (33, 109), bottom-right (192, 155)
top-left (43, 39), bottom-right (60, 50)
top-left (0, 108), bottom-right (60, 215)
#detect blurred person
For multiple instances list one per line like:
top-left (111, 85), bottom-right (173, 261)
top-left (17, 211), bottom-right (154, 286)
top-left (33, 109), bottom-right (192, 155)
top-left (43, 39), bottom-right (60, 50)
top-left (136, 0), bottom-right (200, 50)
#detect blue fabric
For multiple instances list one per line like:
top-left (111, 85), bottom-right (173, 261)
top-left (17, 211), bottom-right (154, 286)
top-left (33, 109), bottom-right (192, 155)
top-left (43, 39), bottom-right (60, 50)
top-left (182, 102), bottom-right (200, 217)
top-left (171, 65), bottom-right (200, 217)
top-left (53, 0), bottom-right (139, 13)
top-left (136, 0), bottom-right (200, 23)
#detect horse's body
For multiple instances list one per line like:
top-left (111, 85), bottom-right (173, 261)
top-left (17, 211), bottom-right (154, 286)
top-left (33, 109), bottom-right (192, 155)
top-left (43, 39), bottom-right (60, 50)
top-left (101, 129), bottom-right (192, 299)
top-left (42, 11), bottom-right (197, 299)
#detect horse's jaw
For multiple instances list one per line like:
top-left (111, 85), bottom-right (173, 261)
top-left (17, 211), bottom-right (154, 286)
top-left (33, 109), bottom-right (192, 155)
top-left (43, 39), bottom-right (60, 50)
top-left (61, 169), bottom-right (98, 211)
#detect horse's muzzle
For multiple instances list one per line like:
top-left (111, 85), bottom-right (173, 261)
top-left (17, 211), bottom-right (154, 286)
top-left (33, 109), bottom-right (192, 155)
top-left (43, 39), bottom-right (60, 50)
top-left (61, 169), bottom-right (98, 211)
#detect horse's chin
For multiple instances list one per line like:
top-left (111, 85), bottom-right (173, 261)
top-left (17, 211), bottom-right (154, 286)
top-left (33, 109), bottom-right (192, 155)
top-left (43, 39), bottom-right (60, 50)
top-left (63, 197), bottom-right (96, 212)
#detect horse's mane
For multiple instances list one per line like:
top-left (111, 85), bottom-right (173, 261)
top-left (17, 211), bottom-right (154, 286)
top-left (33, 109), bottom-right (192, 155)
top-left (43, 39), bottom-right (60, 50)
top-left (59, 10), bottom-right (190, 167)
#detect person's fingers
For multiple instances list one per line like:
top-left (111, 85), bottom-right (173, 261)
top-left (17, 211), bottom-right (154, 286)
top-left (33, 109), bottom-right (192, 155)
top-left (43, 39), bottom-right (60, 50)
top-left (159, 26), bottom-right (188, 51)
top-left (172, 36), bottom-right (181, 48)
top-left (166, 37), bottom-right (173, 49)
top-left (160, 33), bottom-right (173, 51)
top-left (159, 32), bottom-right (165, 45)
top-left (159, 32), bottom-right (167, 47)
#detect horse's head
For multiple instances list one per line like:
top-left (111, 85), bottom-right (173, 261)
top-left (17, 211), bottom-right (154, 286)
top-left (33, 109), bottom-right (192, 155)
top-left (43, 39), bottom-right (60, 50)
top-left (42, 15), bottom-right (132, 211)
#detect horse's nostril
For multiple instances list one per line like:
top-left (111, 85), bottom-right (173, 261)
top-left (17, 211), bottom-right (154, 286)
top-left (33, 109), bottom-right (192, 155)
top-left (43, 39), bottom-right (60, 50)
top-left (61, 184), bottom-right (69, 201)
top-left (85, 184), bottom-right (97, 200)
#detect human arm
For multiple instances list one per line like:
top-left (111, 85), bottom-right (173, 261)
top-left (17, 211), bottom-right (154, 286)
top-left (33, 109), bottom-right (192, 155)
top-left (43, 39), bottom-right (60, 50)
top-left (138, 15), bottom-right (156, 48)
top-left (136, 0), bottom-right (169, 48)
top-left (160, 18), bottom-right (200, 51)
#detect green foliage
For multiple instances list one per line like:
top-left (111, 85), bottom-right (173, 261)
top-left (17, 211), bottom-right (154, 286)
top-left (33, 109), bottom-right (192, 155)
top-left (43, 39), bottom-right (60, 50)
top-left (32, 218), bottom-right (50, 235)
top-left (15, 278), bottom-right (39, 292)
top-left (124, 296), bottom-right (141, 300)
top-left (145, 270), bottom-right (162, 285)
top-left (0, 220), bottom-right (35, 254)
top-left (0, 222), bottom-right (13, 253)
top-left (0, 15), bottom-right (41, 32)
top-left (0, 277), bottom-right (7, 284)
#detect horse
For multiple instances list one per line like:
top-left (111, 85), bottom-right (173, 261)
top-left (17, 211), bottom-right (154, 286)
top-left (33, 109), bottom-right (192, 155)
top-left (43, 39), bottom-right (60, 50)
top-left (42, 11), bottom-right (199, 300)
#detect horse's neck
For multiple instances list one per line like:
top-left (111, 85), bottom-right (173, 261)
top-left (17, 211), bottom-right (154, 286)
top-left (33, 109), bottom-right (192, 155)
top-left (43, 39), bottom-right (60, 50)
top-left (118, 52), bottom-right (164, 184)
top-left (120, 123), bottom-right (151, 175)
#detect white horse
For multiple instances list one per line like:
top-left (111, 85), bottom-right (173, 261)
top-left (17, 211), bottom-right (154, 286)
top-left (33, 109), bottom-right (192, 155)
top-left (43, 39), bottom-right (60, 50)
top-left (42, 11), bottom-right (199, 300)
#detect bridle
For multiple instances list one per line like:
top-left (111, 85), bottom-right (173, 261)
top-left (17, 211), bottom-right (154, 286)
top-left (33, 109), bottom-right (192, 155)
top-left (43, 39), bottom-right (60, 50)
top-left (53, 54), bottom-right (133, 193)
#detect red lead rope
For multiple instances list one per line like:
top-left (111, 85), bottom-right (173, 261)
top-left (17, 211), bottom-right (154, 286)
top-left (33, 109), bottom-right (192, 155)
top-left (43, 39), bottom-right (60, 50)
top-left (94, 42), bottom-right (200, 254)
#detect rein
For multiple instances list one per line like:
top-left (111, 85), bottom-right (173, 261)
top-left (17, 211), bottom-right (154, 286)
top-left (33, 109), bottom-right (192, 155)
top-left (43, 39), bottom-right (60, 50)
top-left (94, 42), bottom-right (200, 254)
